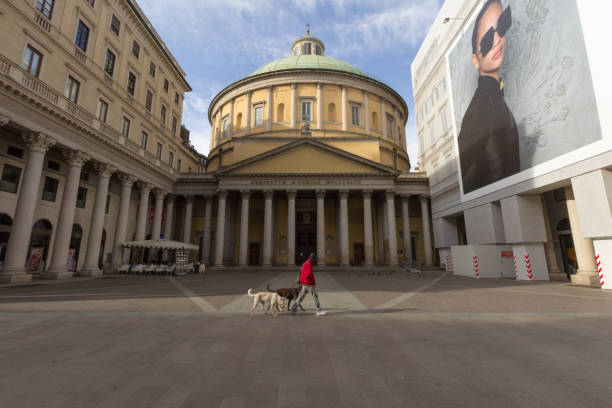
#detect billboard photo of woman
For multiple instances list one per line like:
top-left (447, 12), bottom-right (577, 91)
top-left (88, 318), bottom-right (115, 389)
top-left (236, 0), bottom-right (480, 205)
top-left (449, 0), bottom-right (603, 198)
top-left (458, 1), bottom-right (519, 193)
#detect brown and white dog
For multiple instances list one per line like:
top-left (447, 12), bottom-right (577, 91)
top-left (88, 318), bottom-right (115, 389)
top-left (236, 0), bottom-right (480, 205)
top-left (266, 283), bottom-right (305, 312)
top-left (247, 289), bottom-right (284, 316)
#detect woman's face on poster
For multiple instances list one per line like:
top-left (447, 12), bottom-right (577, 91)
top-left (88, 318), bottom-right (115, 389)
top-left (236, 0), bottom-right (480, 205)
top-left (473, 2), bottom-right (507, 75)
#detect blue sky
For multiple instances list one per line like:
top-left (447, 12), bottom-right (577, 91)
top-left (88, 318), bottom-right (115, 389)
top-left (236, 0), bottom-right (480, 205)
top-left (139, 0), bottom-right (444, 168)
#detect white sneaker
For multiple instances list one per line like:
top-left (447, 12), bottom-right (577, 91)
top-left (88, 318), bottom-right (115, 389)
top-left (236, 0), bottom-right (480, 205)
top-left (316, 310), bottom-right (327, 316)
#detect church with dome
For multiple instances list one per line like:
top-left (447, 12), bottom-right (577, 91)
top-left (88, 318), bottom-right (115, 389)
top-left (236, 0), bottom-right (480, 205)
top-left (174, 31), bottom-right (433, 269)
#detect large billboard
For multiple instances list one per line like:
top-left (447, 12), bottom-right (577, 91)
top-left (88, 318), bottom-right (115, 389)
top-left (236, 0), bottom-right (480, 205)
top-left (448, 0), bottom-right (603, 197)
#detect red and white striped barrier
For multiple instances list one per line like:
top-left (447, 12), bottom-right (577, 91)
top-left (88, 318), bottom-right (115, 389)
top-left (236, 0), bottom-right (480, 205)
top-left (524, 253), bottom-right (534, 281)
top-left (513, 256), bottom-right (518, 279)
top-left (473, 255), bottom-right (480, 279)
top-left (597, 254), bottom-right (605, 288)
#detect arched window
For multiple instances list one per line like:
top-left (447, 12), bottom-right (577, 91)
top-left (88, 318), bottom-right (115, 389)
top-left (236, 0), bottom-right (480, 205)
top-left (328, 103), bottom-right (336, 122)
top-left (277, 103), bottom-right (285, 122)
top-left (372, 112), bottom-right (378, 130)
top-left (236, 113), bottom-right (242, 130)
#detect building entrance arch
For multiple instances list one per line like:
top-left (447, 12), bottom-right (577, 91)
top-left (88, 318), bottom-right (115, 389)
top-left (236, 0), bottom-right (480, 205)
top-left (29, 219), bottom-right (53, 272)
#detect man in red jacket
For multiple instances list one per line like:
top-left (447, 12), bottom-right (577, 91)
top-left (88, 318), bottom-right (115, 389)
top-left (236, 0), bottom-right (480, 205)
top-left (290, 253), bottom-right (327, 316)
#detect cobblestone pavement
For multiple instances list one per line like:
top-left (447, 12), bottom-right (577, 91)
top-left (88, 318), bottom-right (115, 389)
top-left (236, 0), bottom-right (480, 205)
top-left (1, 270), bottom-right (612, 407)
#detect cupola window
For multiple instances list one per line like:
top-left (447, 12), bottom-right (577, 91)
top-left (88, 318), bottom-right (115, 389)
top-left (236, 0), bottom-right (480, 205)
top-left (315, 45), bottom-right (322, 55)
top-left (302, 43), bottom-right (311, 55)
top-left (301, 100), bottom-right (312, 122)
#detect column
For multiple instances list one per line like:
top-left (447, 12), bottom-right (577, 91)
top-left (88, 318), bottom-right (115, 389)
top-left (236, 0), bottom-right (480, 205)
top-left (135, 182), bottom-right (152, 241)
top-left (420, 195), bottom-right (433, 266)
top-left (245, 91), bottom-right (251, 134)
top-left (287, 189), bottom-right (296, 266)
top-left (202, 194), bottom-right (213, 265)
top-left (316, 190), bottom-right (326, 266)
top-left (341, 86), bottom-right (347, 131)
top-left (266, 86), bottom-right (273, 131)
top-left (111, 174), bottom-right (137, 268)
top-left (43, 150), bottom-right (89, 279)
top-left (164, 194), bottom-right (175, 240)
top-left (386, 190), bottom-right (399, 267)
top-left (151, 188), bottom-right (167, 240)
top-left (214, 190), bottom-right (227, 267)
top-left (339, 189), bottom-right (350, 266)
top-left (381, 98), bottom-right (387, 139)
top-left (290, 83), bottom-right (296, 128)
top-left (364, 90), bottom-right (370, 135)
top-left (80, 163), bottom-right (116, 276)
top-left (238, 190), bottom-right (250, 266)
top-left (316, 83), bottom-right (323, 130)
top-left (401, 194), bottom-right (412, 261)
top-left (183, 195), bottom-right (194, 244)
top-left (263, 190), bottom-right (274, 266)
top-left (1, 133), bottom-right (56, 283)
top-left (228, 98), bottom-right (235, 139)
top-left (363, 190), bottom-right (374, 266)
top-left (565, 186), bottom-right (599, 286)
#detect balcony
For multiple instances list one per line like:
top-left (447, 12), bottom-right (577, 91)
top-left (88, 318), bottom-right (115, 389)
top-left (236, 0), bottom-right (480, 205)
top-left (74, 47), bottom-right (86, 65)
top-left (34, 11), bottom-right (51, 33)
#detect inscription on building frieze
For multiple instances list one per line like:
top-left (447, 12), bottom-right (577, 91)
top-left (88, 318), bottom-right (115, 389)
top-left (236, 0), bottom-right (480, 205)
top-left (250, 178), bottom-right (360, 186)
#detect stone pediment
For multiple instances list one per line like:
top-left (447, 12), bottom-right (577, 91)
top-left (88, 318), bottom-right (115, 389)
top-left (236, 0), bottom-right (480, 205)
top-left (218, 139), bottom-right (396, 176)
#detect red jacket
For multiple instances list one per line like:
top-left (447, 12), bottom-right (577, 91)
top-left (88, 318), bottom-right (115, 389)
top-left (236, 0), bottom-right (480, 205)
top-left (299, 259), bottom-right (316, 286)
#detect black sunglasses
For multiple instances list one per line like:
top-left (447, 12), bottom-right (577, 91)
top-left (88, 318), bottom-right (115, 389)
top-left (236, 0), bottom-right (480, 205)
top-left (479, 5), bottom-right (512, 57)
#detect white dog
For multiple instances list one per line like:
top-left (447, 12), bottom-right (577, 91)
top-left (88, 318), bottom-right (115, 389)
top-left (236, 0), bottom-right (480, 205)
top-left (247, 289), bottom-right (284, 316)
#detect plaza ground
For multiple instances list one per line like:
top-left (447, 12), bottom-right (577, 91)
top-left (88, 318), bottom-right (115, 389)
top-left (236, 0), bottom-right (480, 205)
top-left (1, 270), bottom-right (612, 407)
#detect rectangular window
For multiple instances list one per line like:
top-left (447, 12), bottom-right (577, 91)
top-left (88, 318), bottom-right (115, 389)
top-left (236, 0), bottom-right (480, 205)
top-left (0, 164), bottom-right (22, 194)
top-left (104, 49), bottom-right (115, 76)
top-left (351, 105), bottom-right (361, 126)
top-left (177, 159), bottom-right (181, 172)
top-left (145, 89), bottom-right (153, 111)
top-left (75, 20), bottom-right (90, 52)
top-left (110, 15), bottom-right (120, 36)
top-left (160, 105), bottom-right (167, 125)
top-left (132, 41), bottom-right (140, 59)
top-left (23, 45), bottom-right (43, 78)
top-left (163, 79), bottom-right (169, 92)
top-left (168, 151), bottom-right (174, 167)
top-left (127, 72), bottom-right (136, 96)
top-left (440, 108), bottom-right (448, 133)
top-left (302, 43), bottom-right (311, 54)
top-left (429, 122), bottom-right (435, 145)
top-left (156, 143), bottom-right (162, 159)
top-left (76, 186), bottom-right (87, 208)
top-left (149, 62), bottom-right (156, 77)
top-left (121, 117), bottom-right (130, 137)
top-left (386, 116), bottom-right (394, 139)
top-left (105, 194), bottom-right (110, 214)
top-left (222, 116), bottom-right (229, 139)
top-left (36, 0), bottom-right (54, 19)
top-left (254, 104), bottom-right (263, 126)
top-left (65, 75), bottom-right (80, 103)
top-left (98, 99), bottom-right (108, 123)
top-left (47, 160), bottom-right (60, 171)
top-left (42, 176), bottom-right (59, 202)
top-left (172, 116), bottom-right (178, 137)
top-left (140, 131), bottom-right (148, 148)
top-left (174, 92), bottom-right (179, 105)
top-left (7, 146), bottom-right (24, 159)
top-left (301, 101), bottom-right (312, 122)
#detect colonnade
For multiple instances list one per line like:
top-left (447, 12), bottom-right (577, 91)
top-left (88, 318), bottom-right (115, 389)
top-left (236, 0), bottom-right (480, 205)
top-left (203, 188), bottom-right (433, 268)
top-left (0, 132), bottom-right (188, 283)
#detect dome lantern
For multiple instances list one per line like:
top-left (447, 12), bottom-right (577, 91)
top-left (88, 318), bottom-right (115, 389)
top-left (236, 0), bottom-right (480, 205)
top-left (291, 27), bottom-right (325, 56)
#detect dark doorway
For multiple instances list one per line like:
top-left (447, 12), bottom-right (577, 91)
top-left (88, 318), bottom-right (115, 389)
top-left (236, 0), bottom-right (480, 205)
top-left (69, 224), bottom-right (83, 272)
top-left (410, 236), bottom-right (417, 261)
top-left (249, 243), bottom-right (260, 265)
top-left (353, 243), bottom-right (364, 266)
top-left (295, 210), bottom-right (317, 265)
top-left (98, 229), bottom-right (106, 269)
top-left (557, 218), bottom-right (575, 280)
top-left (0, 213), bottom-right (12, 264)
top-left (29, 219), bottom-right (52, 272)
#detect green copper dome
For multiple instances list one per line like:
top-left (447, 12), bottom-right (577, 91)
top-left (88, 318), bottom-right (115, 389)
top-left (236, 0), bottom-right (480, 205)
top-left (248, 55), bottom-right (368, 78)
